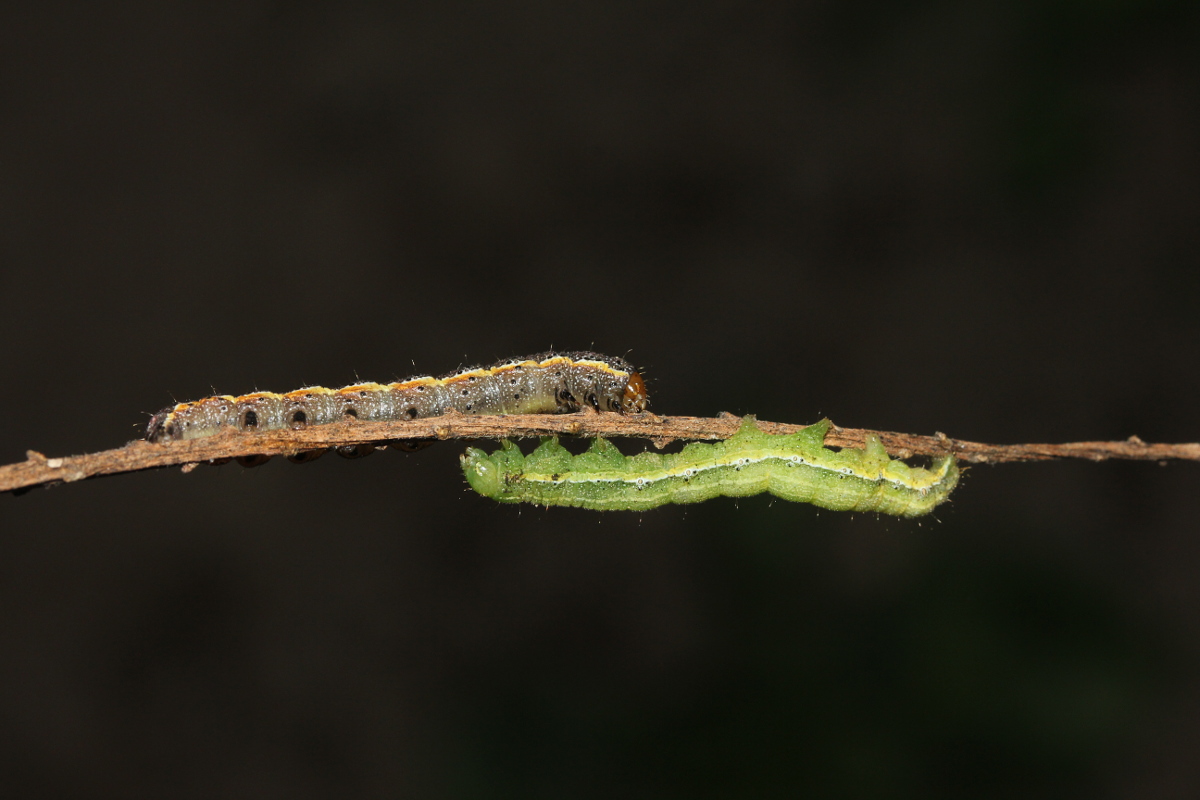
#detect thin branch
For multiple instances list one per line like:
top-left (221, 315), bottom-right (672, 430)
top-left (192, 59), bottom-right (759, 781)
top-left (3, 412), bottom-right (1198, 495)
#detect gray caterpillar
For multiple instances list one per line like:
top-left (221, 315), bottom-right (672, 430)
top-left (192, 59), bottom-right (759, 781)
top-left (147, 351), bottom-right (648, 443)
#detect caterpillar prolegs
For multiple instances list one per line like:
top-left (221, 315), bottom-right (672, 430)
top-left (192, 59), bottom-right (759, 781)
top-left (461, 417), bottom-right (959, 516)
top-left (146, 351), bottom-right (649, 444)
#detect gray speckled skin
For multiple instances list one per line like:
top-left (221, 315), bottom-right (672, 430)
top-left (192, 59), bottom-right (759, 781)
top-left (146, 351), bottom-right (647, 443)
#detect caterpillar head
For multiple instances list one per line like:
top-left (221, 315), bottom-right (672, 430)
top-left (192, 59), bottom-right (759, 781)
top-left (621, 372), bottom-right (649, 413)
top-left (460, 447), bottom-right (506, 499)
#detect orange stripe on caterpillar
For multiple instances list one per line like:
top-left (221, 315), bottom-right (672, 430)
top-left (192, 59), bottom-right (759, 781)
top-left (146, 351), bottom-right (649, 443)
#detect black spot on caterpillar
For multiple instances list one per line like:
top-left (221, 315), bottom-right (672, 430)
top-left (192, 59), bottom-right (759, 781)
top-left (146, 351), bottom-right (649, 443)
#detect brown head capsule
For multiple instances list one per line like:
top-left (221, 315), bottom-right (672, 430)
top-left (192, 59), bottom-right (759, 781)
top-left (622, 372), bottom-right (649, 413)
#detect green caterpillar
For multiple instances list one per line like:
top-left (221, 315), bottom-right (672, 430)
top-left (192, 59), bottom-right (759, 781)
top-left (460, 417), bottom-right (959, 516)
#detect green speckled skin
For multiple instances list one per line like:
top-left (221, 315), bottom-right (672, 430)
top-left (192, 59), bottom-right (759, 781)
top-left (461, 417), bottom-right (959, 516)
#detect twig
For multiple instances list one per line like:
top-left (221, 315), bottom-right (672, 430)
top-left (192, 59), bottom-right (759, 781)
top-left (3, 412), bottom-right (1197, 494)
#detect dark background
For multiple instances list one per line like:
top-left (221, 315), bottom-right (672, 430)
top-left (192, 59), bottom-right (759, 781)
top-left (2, 2), bottom-right (1198, 796)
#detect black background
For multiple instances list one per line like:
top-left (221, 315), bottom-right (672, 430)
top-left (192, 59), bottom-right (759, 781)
top-left (2, 2), bottom-right (1199, 796)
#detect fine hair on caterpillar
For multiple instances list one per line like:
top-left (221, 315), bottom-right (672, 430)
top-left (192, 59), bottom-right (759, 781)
top-left (145, 352), bottom-right (649, 449)
top-left (461, 417), bottom-right (959, 517)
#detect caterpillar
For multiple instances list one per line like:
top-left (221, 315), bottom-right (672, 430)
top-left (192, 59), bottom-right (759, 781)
top-left (146, 351), bottom-right (648, 443)
top-left (460, 417), bottom-right (959, 516)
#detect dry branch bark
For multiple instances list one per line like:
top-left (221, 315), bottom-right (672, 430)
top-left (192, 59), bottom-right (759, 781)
top-left (3, 412), bottom-right (1198, 495)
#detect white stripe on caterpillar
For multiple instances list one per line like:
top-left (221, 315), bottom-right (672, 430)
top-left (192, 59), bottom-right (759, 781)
top-left (461, 417), bottom-right (958, 517)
